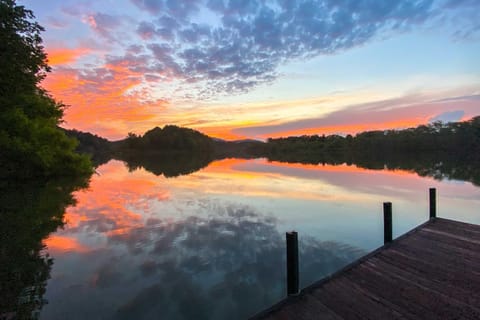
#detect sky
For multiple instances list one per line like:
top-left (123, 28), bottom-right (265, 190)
top-left (19, 0), bottom-right (480, 141)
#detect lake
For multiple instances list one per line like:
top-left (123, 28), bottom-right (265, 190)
top-left (15, 158), bottom-right (480, 319)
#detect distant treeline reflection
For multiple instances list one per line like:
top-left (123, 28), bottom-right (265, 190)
top-left (68, 116), bottom-right (480, 185)
top-left (263, 117), bottom-right (480, 186)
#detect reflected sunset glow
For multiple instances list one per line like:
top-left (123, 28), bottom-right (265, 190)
top-left (5, 1), bottom-right (480, 319)
top-left (57, 158), bottom-right (480, 254)
top-left (39, 158), bottom-right (480, 319)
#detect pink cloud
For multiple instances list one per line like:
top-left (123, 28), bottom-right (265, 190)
top-left (232, 94), bottom-right (480, 139)
top-left (43, 55), bottom-right (168, 139)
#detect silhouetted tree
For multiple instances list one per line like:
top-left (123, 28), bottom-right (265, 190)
top-left (263, 117), bottom-right (480, 185)
top-left (0, 0), bottom-right (92, 179)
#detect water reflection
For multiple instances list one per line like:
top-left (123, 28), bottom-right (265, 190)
top-left (35, 161), bottom-right (365, 320)
top-left (5, 156), bottom-right (479, 320)
top-left (111, 145), bottom-right (480, 187)
top-left (115, 151), bottom-right (214, 177)
top-left (0, 177), bottom-right (88, 319)
top-left (42, 200), bottom-right (363, 319)
top-left (111, 205), bottom-right (363, 320)
top-left (266, 152), bottom-right (480, 187)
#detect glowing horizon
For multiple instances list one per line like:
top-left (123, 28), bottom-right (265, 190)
top-left (19, 0), bottom-right (480, 141)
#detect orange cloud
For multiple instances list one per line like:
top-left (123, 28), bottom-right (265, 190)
top-left (198, 126), bottom-right (248, 141)
top-left (41, 40), bottom-right (480, 142)
top-left (230, 94), bottom-right (480, 140)
top-left (43, 58), bottom-right (167, 139)
top-left (44, 235), bottom-right (90, 253)
top-left (47, 47), bottom-right (91, 66)
top-left (266, 118), bottom-right (424, 139)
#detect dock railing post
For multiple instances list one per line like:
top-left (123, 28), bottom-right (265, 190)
top-left (429, 188), bottom-right (436, 219)
top-left (383, 202), bottom-right (392, 244)
top-left (286, 231), bottom-right (299, 296)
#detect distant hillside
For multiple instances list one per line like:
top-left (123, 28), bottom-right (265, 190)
top-left (62, 128), bottom-right (112, 166)
top-left (64, 117), bottom-right (480, 183)
top-left (65, 117), bottom-right (480, 164)
top-left (213, 139), bottom-right (266, 158)
top-left (263, 116), bottom-right (480, 185)
top-left (63, 125), bottom-right (267, 173)
top-left (264, 116), bottom-right (480, 163)
top-left (114, 125), bottom-right (215, 154)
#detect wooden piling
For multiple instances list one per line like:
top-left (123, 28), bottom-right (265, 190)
top-left (429, 188), bottom-right (436, 219)
top-left (286, 231), bottom-right (299, 296)
top-left (383, 202), bottom-right (392, 244)
top-left (252, 218), bottom-right (480, 320)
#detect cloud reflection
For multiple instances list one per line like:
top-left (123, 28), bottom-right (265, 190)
top-left (42, 162), bottom-right (363, 320)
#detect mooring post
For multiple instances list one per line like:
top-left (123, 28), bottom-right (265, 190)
top-left (429, 188), bottom-right (436, 219)
top-left (286, 231), bottom-right (299, 296)
top-left (383, 202), bottom-right (392, 244)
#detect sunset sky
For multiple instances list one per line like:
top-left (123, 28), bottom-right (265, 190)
top-left (19, 0), bottom-right (480, 141)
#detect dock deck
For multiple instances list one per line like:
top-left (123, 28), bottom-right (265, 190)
top-left (251, 218), bottom-right (480, 319)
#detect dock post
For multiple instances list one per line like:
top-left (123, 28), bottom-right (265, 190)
top-left (383, 202), bottom-right (392, 244)
top-left (429, 188), bottom-right (436, 219)
top-left (286, 231), bottom-right (299, 296)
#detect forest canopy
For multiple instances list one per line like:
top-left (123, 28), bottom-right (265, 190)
top-left (0, 0), bottom-right (92, 179)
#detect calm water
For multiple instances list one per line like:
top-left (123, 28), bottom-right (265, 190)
top-left (33, 159), bottom-right (480, 319)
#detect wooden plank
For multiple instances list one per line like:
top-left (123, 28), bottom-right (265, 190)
top-left (421, 227), bottom-right (480, 246)
top-left (432, 219), bottom-right (480, 238)
top-left (259, 293), bottom-right (342, 320)
top-left (434, 218), bottom-right (480, 233)
top-left (395, 231), bottom-right (480, 264)
top-left (281, 295), bottom-right (342, 320)
top-left (253, 292), bottom-right (342, 320)
top-left (371, 254), bottom-right (480, 309)
top-left (346, 261), bottom-right (443, 319)
top-left (252, 218), bottom-right (480, 320)
top-left (401, 231), bottom-right (480, 264)
top-left (346, 261), bottom-right (480, 319)
top-left (311, 276), bottom-right (407, 319)
top-left (388, 241), bottom-right (480, 282)
top-left (377, 249), bottom-right (480, 297)
top-left (261, 310), bottom-right (292, 320)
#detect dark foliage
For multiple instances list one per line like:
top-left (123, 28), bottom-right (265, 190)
top-left (63, 128), bottom-right (112, 167)
top-left (0, 175), bottom-right (89, 319)
top-left (265, 117), bottom-right (480, 185)
top-left (111, 125), bottom-right (216, 176)
top-left (117, 125), bottom-right (215, 153)
top-left (0, 2), bottom-right (92, 317)
top-left (72, 117), bottom-right (480, 183)
top-left (0, 0), bottom-right (92, 180)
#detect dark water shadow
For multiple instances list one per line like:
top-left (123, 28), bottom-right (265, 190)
top-left (0, 176), bottom-right (89, 320)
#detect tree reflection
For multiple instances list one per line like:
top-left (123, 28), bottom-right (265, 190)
top-left (115, 151), bottom-right (214, 177)
top-left (90, 204), bottom-right (365, 320)
top-left (267, 152), bottom-right (480, 187)
top-left (0, 176), bottom-right (89, 319)
top-left (114, 147), bottom-right (480, 185)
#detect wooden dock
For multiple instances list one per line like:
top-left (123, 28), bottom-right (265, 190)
top-left (251, 218), bottom-right (480, 319)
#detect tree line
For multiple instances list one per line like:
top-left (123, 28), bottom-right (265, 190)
top-left (69, 116), bottom-right (480, 185)
top-left (261, 117), bottom-right (480, 185)
top-left (0, 0), bottom-right (92, 180)
top-left (119, 125), bottom-right (215, 154)
top-left (264, 117), bottom-right (480, 163)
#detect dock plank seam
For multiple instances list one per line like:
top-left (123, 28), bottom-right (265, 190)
top-left (250, 218), bottom-right (480, 320)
